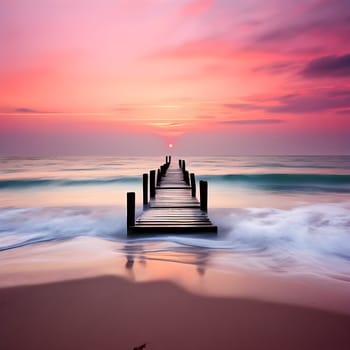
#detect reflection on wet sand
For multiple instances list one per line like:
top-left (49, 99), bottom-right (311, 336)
top-left (123, 244), bottom-right (148, 281)
top-left (125, 256), bottom-right (134, 269)
top-left (195, 249), bottom-right (210, 276)
top-left (123, 242), bottom-right (211, 276)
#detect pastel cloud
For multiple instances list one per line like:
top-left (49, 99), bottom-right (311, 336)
top-left (226, 89), bottom-right (350, 114)
top-left (220, 119), bottom-right (285, 125)
top-left (255, 0), bottom-right (350, 50)
top-left (336, 109), bottom-right (350, 115)
top-left (301, 54), bottom-right (350, 78)
top-left (15, 108), bottom-right (40, 113)
top-left (253, 62), bottom-right (300, 75)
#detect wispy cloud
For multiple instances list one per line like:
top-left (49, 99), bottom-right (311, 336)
top-left (15, 108), bottom-right (41, 113)
top-left (253, 61), bottom-right (299, 74)
top-left (220, 119), bottom-right (285, 125)
top-left (301, 53), bottom-right (350, 78)
top-left (266, 90), bottom-right (350, 113)
top-left (225, 103), bottom-right (262, 111)
top-left (257, 0), bottom-right (350, 45)
top-left (336, 109), bottom-right (350, 115)
top-left (226, 89), bottom-right (350, 114)
top-left (9, 107), bottom-right (59, 115)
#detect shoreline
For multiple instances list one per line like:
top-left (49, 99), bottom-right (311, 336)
top-left (1, 237), bottom-right (350, 315)
top-left (1, 237), bottom-right (350, 349)
top-left (1, 274), bottom-right (350, 350)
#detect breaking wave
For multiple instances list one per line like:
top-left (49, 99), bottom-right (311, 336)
top-left (0, 176), bottom-right (140, 189)
top-left (202, 174), bottom-right (350, 192)
top-left (1, 203), bottom-right (350, 278)
top-left (1, 173), bottom-right (350, 192)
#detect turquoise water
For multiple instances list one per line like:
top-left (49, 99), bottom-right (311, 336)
top-left (0, 156), bottom-right (350, 278)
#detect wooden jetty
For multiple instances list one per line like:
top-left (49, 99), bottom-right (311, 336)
top-left (127, 156), bottom-right (217, 234)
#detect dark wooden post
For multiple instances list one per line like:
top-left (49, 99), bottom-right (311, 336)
top-left (182, 160), bottom-right (186, 173)
top-left (166, 155), bottom-right (168, 164)
top-left (150, 170), bottom-right (156, 198)
top-left (156, 168), bottom-right (161, 186)
top-left (184, 170), bottom-right (190, 185)
top-left (200, 180), bottom-right (208, 212)
top-left (179, 159), bottom-right (182, 168)
top-left (190, 173), bottom-right (196, 197)
top-left (169, 155), bottom-right (171, 164)
top-left (127, 192), bottom-right (135, 229)
top-left (143, 173), bottom-right (148, 205)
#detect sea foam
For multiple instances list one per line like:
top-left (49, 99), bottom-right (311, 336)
top-left (1, 203), bottom-right (349, 278)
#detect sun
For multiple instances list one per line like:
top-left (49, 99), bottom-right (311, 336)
top-left (168, 143), bottom-right (173, 149)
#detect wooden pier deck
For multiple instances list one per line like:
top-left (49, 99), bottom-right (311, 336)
top-left (127, 157), bottom-right (217, 234)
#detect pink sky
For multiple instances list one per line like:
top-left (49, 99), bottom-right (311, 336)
top-left (1, 0), bottom-right (350, 155)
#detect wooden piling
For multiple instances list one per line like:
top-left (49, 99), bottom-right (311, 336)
top-left (161, 164), bottom-right (166, 176)
top-left (168, 155), bottom-right (171, 164)
top-left (150, 170), bottom-right (156, 198)
top-left (182, 160), bottom-right (186, 172)
top-left (179, 159), bottom-right (182, 168)
top-left (200, 180), bottom-right (208, 212)
top-left (156, 169), bottom-right (161, 186)
top-left (184, 170), bottom-right (190, 185)
top-left (190, 173), bottom-right (196, 197)
top-left (127, 192), bottom-right (135, 229)
top-left (143, 173), bottom-right (148, 205)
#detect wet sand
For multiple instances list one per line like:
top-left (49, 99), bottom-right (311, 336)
top-left (1, 275), bottom-right (350, 350)
top-left (1, 239), bottom-right (350, 350)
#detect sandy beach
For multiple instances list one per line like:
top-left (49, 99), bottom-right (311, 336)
top-left (1, 238), bottom-right (350, 350)
top-left (1, 275), bottom-right (350, 350)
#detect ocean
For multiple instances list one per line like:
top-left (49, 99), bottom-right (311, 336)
top-left (1, 155), bottom-right (350, 279)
